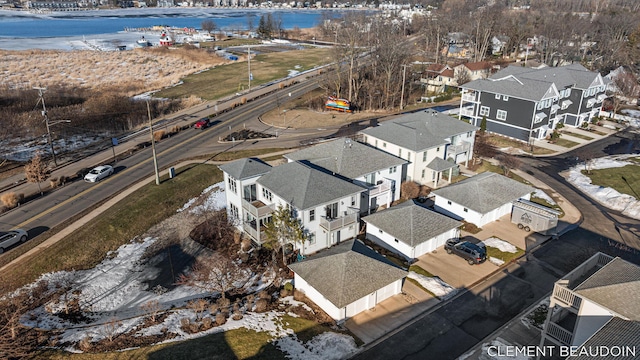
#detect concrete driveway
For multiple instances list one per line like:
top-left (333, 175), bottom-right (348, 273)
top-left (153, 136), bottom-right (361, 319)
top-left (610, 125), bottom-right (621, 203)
top-left (414, 247), bottom-right (498, 290)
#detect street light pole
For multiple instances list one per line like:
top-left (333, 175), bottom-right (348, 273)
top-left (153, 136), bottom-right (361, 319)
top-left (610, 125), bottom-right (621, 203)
top-left (248, 46), bottom-right (251, 90)
top-left (147, 100), bottom-right (161, 186)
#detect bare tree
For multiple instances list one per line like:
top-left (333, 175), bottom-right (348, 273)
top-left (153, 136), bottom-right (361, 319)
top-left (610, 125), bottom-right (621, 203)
top-left (610, 69), bottom-right (640, 116)
top-left (140, 300), bottom-right (162, 323)
top-left (177, 253), bottom-right (249, 300)
top-left (25, 152), bottom-right (49, 196)
top-left (201, 19), bottom-right (217, 35)
top-left (496, 153), bottom-right (522, 177)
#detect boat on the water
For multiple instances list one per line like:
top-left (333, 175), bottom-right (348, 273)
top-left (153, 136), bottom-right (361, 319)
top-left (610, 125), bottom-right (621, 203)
top-left (136, 36), bottom-right (152, 47)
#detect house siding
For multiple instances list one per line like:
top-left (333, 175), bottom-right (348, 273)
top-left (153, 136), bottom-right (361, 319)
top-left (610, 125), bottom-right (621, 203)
top-left (433, 193), bottom-right (531, 227)
top-left (365, 222), bottom-right (459, 259)
top-left (572, 299), bottom-right (614, 347)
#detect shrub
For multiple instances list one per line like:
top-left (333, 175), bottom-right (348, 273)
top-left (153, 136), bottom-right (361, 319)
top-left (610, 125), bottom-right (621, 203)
top-left (215, 312), bottom-right (226, 326)
top-left (293, 289), bottom-right (305, 302)
top-left (254, 298), bottom-right (269, 313)
top-left (1, 192), bottom-right (20, 209)
top-left (283, 282), bottom-right (293, 292)
top-left (240, 97), bottom-right (247, 105)
top-left (401, 181), bottom-right (420, 200)
top-left (49, 177), bottom-right (58, 188)
top-left (153, 130), bottom-right (165, 142)
top-left (201, 316), bottom-right (213, 329)
top-left (232, 312), bottom-right (243, 321)
top-left (216, 297), bottom-right (231, 311)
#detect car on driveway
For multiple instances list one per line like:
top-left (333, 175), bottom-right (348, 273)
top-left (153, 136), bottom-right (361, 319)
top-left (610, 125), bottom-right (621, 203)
top-left (84, 165), bottom-right (114, 182)
top-left (0, 229), bottom-right (28, 254)
top-left (444, 238), bottom-right (487, 265)
top-left (194, 118), bottom-right (210, 130)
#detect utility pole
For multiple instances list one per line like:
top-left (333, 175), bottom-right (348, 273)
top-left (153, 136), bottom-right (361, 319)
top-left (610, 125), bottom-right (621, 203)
top-left (147, 101), bottom-right (160, 185)
top-left (248, 46), bottom-right (252, 90)
top-left (34, 87), bottom-right (70, 167)
top-left (400, 64), bottom-right (408, 110)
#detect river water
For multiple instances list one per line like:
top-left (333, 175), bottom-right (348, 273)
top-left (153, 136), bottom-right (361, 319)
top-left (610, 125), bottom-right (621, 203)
top-left (0, 8), bottom-right (352, 50)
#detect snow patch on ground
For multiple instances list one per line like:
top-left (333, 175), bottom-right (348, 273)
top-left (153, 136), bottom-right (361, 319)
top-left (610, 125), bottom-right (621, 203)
top-left (489, 257), bottom-right (505, 266)
top-left (177, 181), bottom-right (226, 213)
top-left (565, 154), bottom-right (640, 219)
top-left (277, 332), bottom-right (358, 360)
top-left (483, 237), bottom-right (518, 253)
top-left (408, 272), bottom-right (457, 300)
top-left (531, 189), bottom-right (556, 205)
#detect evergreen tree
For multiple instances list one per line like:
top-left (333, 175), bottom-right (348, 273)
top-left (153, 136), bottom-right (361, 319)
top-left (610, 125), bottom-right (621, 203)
top-left (263, 205), bottom-right (306, 267)
top-left (480, 115), bottom-right (487, 134)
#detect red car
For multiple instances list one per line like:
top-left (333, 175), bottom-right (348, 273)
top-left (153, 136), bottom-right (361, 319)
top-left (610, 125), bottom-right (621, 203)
top-left (194, 118), bottom-right (210, 130)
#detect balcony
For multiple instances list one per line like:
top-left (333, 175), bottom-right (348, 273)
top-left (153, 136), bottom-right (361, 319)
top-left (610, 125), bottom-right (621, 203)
top-left (462, 92), bottom-right (478, 102)
top-left (447, 141), bottom-right (471, 155)
top-left (460, 106), bottom-right (475, 117)
top-left (369, 179), bottom-right (392, 198)
top-left (546, 322), bottom-right (574, 346)
top-left (242, 222), bottom-right (266, 244)
top-left (242, 198), bottom-right (274, 218)
top-left (320, 211), bottom-right (358, 232)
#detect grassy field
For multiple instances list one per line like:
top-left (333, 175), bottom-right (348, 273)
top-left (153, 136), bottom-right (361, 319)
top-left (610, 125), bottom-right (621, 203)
top-left (155, 47), bottom-right (332, 100)
top-left (474, 161), bottom-right (529, 185)
top-left (553, 137), bottom-right (580, 148)
top-left (1, 164), bottom-right (221, 293)
top-left (487, 136), bottom-right (555, 155)
top-left (583, 164), bottom-right (640, 198)
top-left (409, 264), bottom-right (435, 277)
top-left (486, 245), bottom-right (525, 264)
top-left (563, 131), bottom-right (593, 141)
top-left (40, 315), bottom-right (357, 359)
top-left (205, 148), bottom-right (289, 161)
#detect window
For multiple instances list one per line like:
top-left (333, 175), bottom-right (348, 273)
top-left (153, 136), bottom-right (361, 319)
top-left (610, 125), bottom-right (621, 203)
top-left (363, 136), bottom-right (368, 143)
top-left (383, 142), bottom-right (387, 148)
top-left (389, 166), bottom-right (397, 174)
top-left (545, 99), bottom-right (552, 108)
top-left (503, 95), bottom-right (509, 101)
top-left (326, 203), bottom-right (339, 219)
top-left (308, 233), bottom-right (316, 245)
top-left (495, 94), bottom-right (501, 99)
top-left (480, 106), bottom-right (490, 116)
top-left (407, 153), bottom-right (411, 161)
top-left (398, 149), bottom-right (402, 157)
top-left (537, 102), bottom-right (543, 110)
top-left (262, 188), bottom-right (272, 202)
top-left (447, 200), bottom-right (452, 205)
top-left (463, 208), bottom-right (468, 212)
top-left (228, 177), bottom-right (237, 194)
top-left (423, 152), bottom-right (427, 162)
top-left (351, 196), bottom-right (356, 206)
top-left (496, 110), bottom-right (507, 121)
top-left (559, 89), bottom-right (565, 98)
top-left (375, 139), bottom-right (378, 147)
top-left (467, 131), bottom-right (472, 137)
top-left (436, 147), bottom-right (440, 152)
top-left (421, 169), bottom-right (425, 178)
top-left (244, 184), bottom-right (257, 201)
top-left (309, 209), bottom-right (315, 222)
top-left (229, 203), bottom-right (239, 220)
top-left (566, 88), bottom-right (571, 97)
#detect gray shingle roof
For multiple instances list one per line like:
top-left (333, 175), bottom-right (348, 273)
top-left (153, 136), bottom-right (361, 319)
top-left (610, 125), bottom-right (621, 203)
top-left (567, 318), bottom-right (640, 359)
top-left (431, 172), bottom-right (534, 214)
top-left (218, 158), bottom-right (271, 180)
top-left (427, 157), bottom-right (457, 171)
top-left (462, 63), bottom-right (600, 101)
top-left (363, 201), bottom-right (461, 247)
top-left (284, 138), bottom-right (407, 179)
top-left (257, 161), bottom-right (365, 210)
top-left (574, 257), bottom-right (640, 321)
top-left (360, 110), bottom-right (478, 152)
top-left (288, 239), bottom-right (407, 308)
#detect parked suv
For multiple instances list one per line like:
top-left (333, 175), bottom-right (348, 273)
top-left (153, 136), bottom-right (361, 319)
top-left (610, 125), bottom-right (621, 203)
top-left (444, 239), bottom-right (487, 265)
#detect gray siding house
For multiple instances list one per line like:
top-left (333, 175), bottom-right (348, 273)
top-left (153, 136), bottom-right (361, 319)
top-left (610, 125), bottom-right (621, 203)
top-left (459, 64), bottom-right (607, 142)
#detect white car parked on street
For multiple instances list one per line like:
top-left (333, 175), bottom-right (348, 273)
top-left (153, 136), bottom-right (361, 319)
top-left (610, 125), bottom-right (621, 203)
top-left (0, 229), bottom-right (28, 254)
top-left (84, 165), bottom-right (114, 182)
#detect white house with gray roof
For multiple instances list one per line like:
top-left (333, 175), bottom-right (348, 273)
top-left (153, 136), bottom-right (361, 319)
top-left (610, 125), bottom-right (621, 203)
top-left (459, 63), bottom-right (607, 142)
top-left (220, 158), bottom-right (367, 255)
top-left (359, 110), bottom-right (478, 188)
top-left (539, 253), bottom-right (640, 357)
top-left (363, 201), bottom-right (462, 260)
top-left (288, 239), bottom-right (407, 322)
top-left (431, 172), bottom-right (534, 227)
top-left (284, 138), bottom-right (407, 213)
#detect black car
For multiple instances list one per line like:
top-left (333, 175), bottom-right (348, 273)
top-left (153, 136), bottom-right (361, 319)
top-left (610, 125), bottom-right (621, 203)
top-left (444, 239), bottom-right (487, 265)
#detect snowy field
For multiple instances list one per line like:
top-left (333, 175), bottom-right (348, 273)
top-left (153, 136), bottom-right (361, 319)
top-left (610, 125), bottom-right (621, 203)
top-left (564, 154), bottom-right (640, 219)
top-left (15, 181), bottom-right (359, 358)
